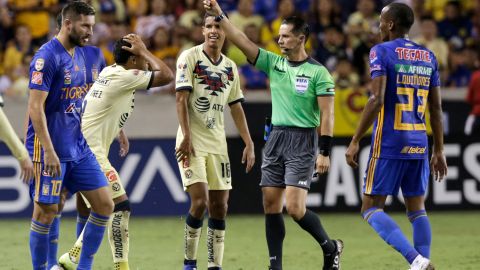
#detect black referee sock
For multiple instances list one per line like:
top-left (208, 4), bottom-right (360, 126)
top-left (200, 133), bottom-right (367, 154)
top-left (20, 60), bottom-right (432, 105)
top-left (294, 209), bottom-right (336, 255)
top-left (265, 213), bottom-right (285, 270)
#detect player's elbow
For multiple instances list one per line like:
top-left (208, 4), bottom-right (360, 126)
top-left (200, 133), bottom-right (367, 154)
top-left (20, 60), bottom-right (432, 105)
top-left (152, 69), bottom-right (174, 87)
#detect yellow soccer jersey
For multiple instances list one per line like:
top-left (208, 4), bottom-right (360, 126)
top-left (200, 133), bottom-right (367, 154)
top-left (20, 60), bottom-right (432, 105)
top-left (82, 64), bottom-right (152, 166)
top-left (175, 45), bottom-right (244, 155)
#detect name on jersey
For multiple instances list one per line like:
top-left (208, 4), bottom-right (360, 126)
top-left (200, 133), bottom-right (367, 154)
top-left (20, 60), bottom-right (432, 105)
top-left (400, 146), bottom-right (426, 154)
top-left (395, 64), bottom-right (432, 76)
top-left (95, 77), bottom-right (110, 86)
top-left (396, 74), bottom-right (430, 87)
top-left (395, 48), bottom-right (431, 62)
top-left (61, 83), bottom-right (92, 100)
top-left (89, 89), bottom-right (103, 98)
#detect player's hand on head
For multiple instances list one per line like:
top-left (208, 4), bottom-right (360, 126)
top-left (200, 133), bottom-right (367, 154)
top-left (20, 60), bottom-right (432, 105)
top-left (316, 154), bottom-right (330, 175)
top-left (19, 157), bottom-right (34, 184)
top-left (242, 144), bottom-right (255, 173)
top-left (203, 0), bottom-right (222, 16)
top-left (430, 152), bottom-right (447, 182)
top-left (345, 141), bottom-right (359, 168)
top-left (122, 33), bottom-right (147, 55)
top-left (43, 149), bottom-right (61, 178)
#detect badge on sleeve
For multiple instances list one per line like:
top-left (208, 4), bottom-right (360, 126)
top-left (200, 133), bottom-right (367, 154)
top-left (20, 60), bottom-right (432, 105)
top-left (35, 58), bottom-right (45, 71)
top-left (31, 71), bottom-right (44, 85)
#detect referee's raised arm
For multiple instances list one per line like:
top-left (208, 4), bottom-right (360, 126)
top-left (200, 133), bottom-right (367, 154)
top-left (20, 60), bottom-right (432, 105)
top-left (203, 0), bottom-right (259, 63)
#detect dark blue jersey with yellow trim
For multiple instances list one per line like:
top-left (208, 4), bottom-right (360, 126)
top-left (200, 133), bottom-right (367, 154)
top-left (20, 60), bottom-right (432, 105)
top-left (26, 38), bottom-right (106, 162)
top-left (369, 38), bottom-right (440, 159)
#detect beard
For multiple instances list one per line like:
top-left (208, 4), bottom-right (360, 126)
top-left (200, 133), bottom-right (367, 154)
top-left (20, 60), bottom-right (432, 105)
top-left (68, 28), bottom-right (87, 47)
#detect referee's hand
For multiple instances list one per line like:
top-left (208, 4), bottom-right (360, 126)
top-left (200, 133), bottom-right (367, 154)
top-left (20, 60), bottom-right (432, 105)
top-left (315, 154), bottom-right (330, 175)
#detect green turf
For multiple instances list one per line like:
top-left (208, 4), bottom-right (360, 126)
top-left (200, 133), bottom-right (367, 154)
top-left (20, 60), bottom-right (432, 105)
top-left (1, 212), bottom-right (479, 269)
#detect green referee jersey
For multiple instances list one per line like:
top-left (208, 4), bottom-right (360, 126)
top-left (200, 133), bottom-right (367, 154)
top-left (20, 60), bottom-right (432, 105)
top-left (254, 48), bottom-right (335, 128)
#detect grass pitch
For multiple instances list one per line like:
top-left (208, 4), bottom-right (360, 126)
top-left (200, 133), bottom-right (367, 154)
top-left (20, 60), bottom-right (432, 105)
top-left (0, 212), bottom-right (479, 270)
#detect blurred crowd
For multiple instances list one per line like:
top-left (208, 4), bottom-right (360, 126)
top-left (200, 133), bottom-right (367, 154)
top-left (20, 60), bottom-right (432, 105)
top-left (1, 0), bottom-right (480, 99)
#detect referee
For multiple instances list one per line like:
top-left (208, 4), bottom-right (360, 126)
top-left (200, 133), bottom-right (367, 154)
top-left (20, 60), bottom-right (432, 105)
top-left (204, 1), bottom-right (343, 269)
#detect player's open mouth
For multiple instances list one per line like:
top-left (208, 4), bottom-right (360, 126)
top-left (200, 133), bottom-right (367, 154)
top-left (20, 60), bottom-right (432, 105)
top-left (209, 36), bottom-right (219, 40)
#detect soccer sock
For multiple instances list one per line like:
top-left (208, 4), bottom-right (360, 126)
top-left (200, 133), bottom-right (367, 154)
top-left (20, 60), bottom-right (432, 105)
top-left (47, 214), bottom-right (61, 268)
top-left (184, 213), bottom-right (203, 264)
top-left (207, 218), bottom-right (225, 269)
top-left (294, 209), bottom-right (336, 254)
top-left (109, 210), bottom-right (131, 269)
top-left (363, 207), bottom-right (419, 264)
top-left (265, 213), bottom-right (285, 270)
top-left (408, 210), bottom-right (431, 258)
top-left (76, 214), bottom-right (88, 238)
top-left (30, 219), bottom-right (51, 270)
top-left (77, 212), bottom-right (109, 270)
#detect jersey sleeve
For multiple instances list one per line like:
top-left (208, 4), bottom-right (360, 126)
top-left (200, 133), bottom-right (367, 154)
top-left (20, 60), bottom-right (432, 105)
top-left (369, 44), bottom-right (387, 79)
top-left (28, 50), bottom-right (56, 92)
top-left (252, 48), bottom-right (279, 75)
top-left (227, 63), bottom-right (245, 105)
top-left (120, 69), bottom-right (153, 91)
top-left (315, 66), bottom-right (335, 96)
top-left (430, 54), bottom-right (441, 88)
top-left (175, 50), bottom-right (194, 92)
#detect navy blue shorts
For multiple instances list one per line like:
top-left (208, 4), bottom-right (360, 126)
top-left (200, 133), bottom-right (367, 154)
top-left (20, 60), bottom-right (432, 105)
top-left (363, 157), bottom-right (429, 197)
top-left (30, 152), bottom-right (108, 204)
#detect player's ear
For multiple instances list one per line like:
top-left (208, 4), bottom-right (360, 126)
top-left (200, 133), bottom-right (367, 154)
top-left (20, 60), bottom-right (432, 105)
top-left (388, 21), bottom-right (394, 31)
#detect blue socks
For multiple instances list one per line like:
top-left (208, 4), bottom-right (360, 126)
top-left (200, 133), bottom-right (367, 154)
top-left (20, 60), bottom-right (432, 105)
top-left (48, 214), bottom-right (61, 268)
top-left (76, 214), bottom-right (89, 238)
top-left (30, 220), bottom-right (51, 270)
top-left (77, 212), bottom-right (109, 270)
top-left (362, 207), bottom-right (418, 264)
top-left (408, 210), bottom-right (431, 258)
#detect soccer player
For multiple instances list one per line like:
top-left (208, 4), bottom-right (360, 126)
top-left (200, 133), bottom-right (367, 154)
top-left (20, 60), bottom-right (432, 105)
top-left (203, 1), bottom-right (342, 270)
top-left (175, 13), bottom-right (255, 270)
top-left (26, 2), bottom-right (114, 269)
top-left (345, 3), bottom-right (447, 270)
top-left (59, 34), bottom-right (173, 270)
top-left (0, 96), bottom-right (34, 183)
top-left (28, 11), bottom-right (108, 270)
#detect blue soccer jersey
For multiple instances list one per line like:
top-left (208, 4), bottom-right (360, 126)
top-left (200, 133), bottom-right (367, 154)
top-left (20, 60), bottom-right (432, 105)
top-left (26, 38), bottom-right (105, 162)
top-left (368, 38), bottom-right (440, 159)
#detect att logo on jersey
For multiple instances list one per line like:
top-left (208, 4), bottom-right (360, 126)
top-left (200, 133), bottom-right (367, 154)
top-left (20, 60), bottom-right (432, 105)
top-left (401, 146), bottom-right (426, 154)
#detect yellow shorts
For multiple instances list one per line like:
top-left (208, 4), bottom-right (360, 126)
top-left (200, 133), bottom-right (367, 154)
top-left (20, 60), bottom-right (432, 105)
top-left (83, 155), bottom-right (125, 208)
top-left (178, 151), bottom-right (232, 191)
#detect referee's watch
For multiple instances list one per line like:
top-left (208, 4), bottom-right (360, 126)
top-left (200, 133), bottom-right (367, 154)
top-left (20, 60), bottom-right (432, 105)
top-left (214, 12), bottom-right (226, 22)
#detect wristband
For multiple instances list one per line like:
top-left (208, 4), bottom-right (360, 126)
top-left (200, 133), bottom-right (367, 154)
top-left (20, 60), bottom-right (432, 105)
top-left (319, 135), bottom-right (333, 157)
top-left (214, 12), bottom-right (226, 22)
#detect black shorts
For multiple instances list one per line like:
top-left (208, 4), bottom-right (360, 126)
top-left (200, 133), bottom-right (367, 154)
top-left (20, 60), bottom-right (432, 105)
top-left (260, 126), bottom-right (317, 189)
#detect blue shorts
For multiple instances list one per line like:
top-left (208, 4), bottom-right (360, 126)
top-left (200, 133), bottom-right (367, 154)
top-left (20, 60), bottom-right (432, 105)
top-left (30, 152), bottom-right (108, 204)
top-left (363, 157), bottom-right (429, 197)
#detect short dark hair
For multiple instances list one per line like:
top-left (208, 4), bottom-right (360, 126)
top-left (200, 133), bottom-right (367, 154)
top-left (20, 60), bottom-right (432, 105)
top-left (62, 1), bottom-right (96, 21)
top-left (114, 39), bottom-right (133, 64)
top-left (385, 3), bottom-right (414, 32)
top-left (281, 16), bottom-right (310, 42)
top-left (56, 13), bottom-right (62, 29)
